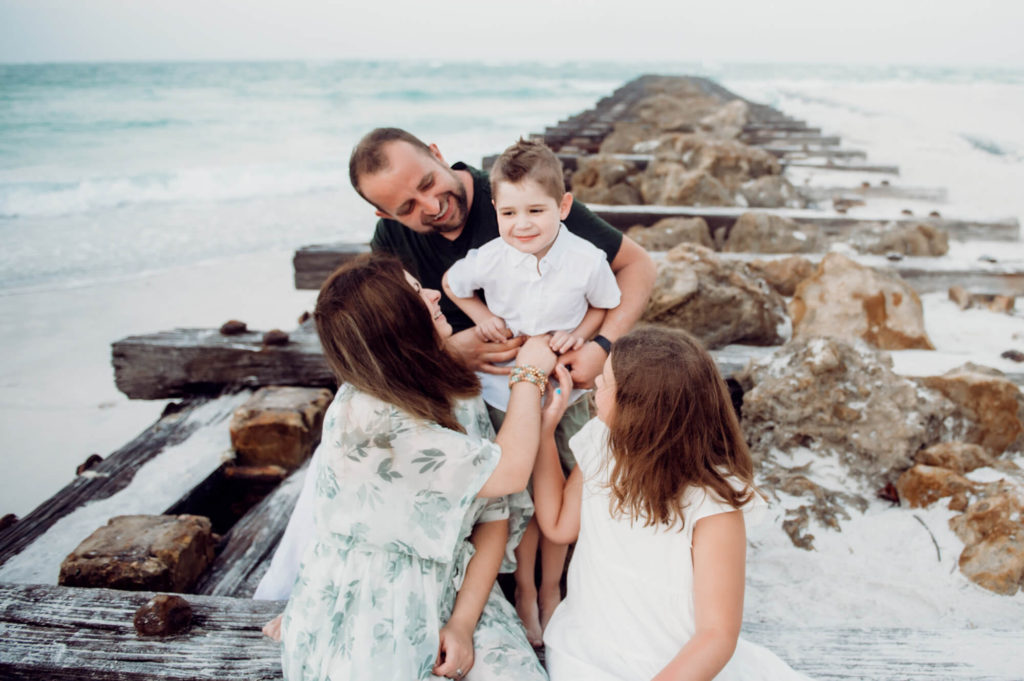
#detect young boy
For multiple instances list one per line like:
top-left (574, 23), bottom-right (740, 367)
top-left (442, 138), bottom-right (620, 646)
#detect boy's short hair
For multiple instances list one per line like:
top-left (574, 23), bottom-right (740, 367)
top-left (489, 138), bottom-right (566, 203)
top-left (349, 127), bottom-right (432, 200)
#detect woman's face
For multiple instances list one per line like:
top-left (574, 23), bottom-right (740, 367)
top-left (594, 355), bottom-right (617, 424)
top-left (404, 271), bottom-right (452, 339)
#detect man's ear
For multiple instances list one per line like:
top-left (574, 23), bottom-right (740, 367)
top-left (559, 192), bottom-right (574, 220)
top-left (374, 209), bottom-right (392, 219)
top-left (428, 143), bottom-right (447, 166)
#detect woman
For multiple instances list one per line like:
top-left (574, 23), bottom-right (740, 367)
top-left (277, 253), bottom-right (562, 681)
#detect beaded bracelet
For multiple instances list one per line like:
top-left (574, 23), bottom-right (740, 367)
top-left (509, 364), bottom-right (547, 394)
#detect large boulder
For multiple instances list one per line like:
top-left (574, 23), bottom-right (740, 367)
top-left (638, 161), bottom-right (735, 206)
top-left (914, 441), bottom-right (996, 474)
top-left (629, 91), bottom-right (722, 131)
top-left (789, 253), bottom-right (934, 350)
top-left (747, 256), bottom-right (816, 297)
top-left (895, 464), bottom-right (978, 508)
top-left (570, 155), bottom-right (642, 205)
top-left (625, 217), bottom-right (713, 251)
top-left (230, 386), bottom-right (334, 471)
top-left (851, 222), bottom-right (950, 256)
top-left (642, 243), bottom-right (789, 349)
top-left (599, 121), bottom-right (661, 154)
top-left (949, 483), bottom-right (1024, 595)
top-left (740, 337), bottom-right (958, 483)
top-left (655, 134), bottom-right (782, 190)
top-left (59, 515), bottom-right (216, 593)
top-left (698, 100), bottom-right (750, 139)
top-left (921, 364), bottom-right (1024, 455)
top-left (739, 175), bottom-right (806, 209)
top-left (723, 212), bottom-right (821, 254)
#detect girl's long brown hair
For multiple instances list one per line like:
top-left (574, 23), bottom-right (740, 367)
top-left (606, 326), bottom-right (755, 527)
top-left (314, 253), bottom-right (480, 432)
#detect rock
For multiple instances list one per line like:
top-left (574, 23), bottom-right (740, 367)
top-left (789, 253), bottom-right (934, 350)
top-left (570, 155), bottom-right (642, 205)
top-left (1001, 350), bottom-right (1024, 363)
top-left (949, 484), bottom-right (1024, 595)
top-left (59, 515), bottom-right (216, 592)
top-left (915, 441), bottom-right (995, 474)
top-left (741, 337), bottom-right (958, 484)
top-left (599, 121), bottom-right (661, 154)
top-left (642, 243), bottom-right (789, 349)
top-left (298, 310), bottom-right (311, 325)
top-left (76, 453), bottom-right (103, 475)
top-left (741, 175), bottom-right (806, 209)
top-left (638, 162), bottom-right (735, 206)
top-left (698, 99), bottom-right (749, 139)
top-left (625, 217), bottom-right (713, 251)
top-left (949, 288), bottom-right (1017, 314)
top-left (229, 386), bottom-right (333, 470)
top-left (895, 464), bottom-right (977, 508)
top-left (262, 329), bottom-right (289, 346)
top-left (748, 256), bottom-right (816, 297)
top-left (851, 222), bottom-right (949, 256)
top-left (219, 320), bottom-right (247, 335)
top-left (629, 90), bottom-right (722, 131)
top-left (655, 134), bottom-right (781, 190)
top-left (832, 196), bottom-right (866, 212)
top-left (987, 295), bottom-right (1016, 314)
top-left (723, 212), bottom-right (821, 254)
top-left (949, 285), bottom-right (971, 310)
top-left (921, 364), bottom-right (1024, 455)
top-left (0, 514), bottom-right (17, 531)
top-left (134, 594), bottom-right (193, 636)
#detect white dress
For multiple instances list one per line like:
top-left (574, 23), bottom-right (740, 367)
top-left (543, 418), bottom-right (812, 681)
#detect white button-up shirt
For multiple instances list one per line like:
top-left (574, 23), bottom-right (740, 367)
top-left (446, 225), bottom-right (620, 410)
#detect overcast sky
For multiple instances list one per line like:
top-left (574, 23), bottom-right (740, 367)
top-left (2, 0), bottom-right (1023, 67)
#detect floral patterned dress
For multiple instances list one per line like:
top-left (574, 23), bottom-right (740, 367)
top-left (280, 384), bottom-right (546, 681)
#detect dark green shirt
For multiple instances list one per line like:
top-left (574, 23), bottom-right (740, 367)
top-left (370, 163), bottom-right (623, 332)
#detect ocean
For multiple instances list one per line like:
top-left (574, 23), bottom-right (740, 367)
top-left (1, 60), bottom-right (1024, 515)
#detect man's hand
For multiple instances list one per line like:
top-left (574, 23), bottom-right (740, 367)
top-left (549, 330), bottom-right (586, 354)
top-left (445, 327), bottom-right (526, 374)
top-left (557, 341), bottom-right (607, 389)
top-left (474, 315), bottom-right (511, 343)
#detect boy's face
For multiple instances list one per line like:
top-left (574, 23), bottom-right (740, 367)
top-left (493, 178), bottom-right (573, 260)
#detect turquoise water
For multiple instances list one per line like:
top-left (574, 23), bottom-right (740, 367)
top-left (2, 60), bottom-right (1023, 290)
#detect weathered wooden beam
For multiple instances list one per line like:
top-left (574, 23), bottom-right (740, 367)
top-left (744, 123), bottom-right (819, 133)
top-left (0, 399), bottom-right (209, 569)
top-left (111, 325), bottom-right (334, 400)
top-left (0, 583), bottom-right (283, 681)
top-left (292, 242), bottom-right (369, 289)
top-left (797, 184), bottom-right (949, 203)
top-left (760, 146), bottom-right (868, 160)
top-left (193, 464), bottom-right (305, 598)
top-left (743, 134), bottom-right (841, 146)
top-left (784, 159), bottom-right (901, 174)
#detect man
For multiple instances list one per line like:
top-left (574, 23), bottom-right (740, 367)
top-left (349, 127), bottom-right (656, 389)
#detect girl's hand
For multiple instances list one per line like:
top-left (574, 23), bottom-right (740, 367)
top-left (549, 331), bottom-right (586, 354)
top-left (515, 335), bottom-right (557, 375)
top-left (432, 621), bottom-right (474, 679)
top-left (542, 364), bottom-right (573, 433)
top-left (474, 315), bottom-right (510, 343)
top-left (261, 614), bottom-right (283, 642)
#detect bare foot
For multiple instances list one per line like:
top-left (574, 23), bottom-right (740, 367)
top-left (538, 587), bottom-right (562, 634)
top-left (515, 592), bottom-right (543, 648)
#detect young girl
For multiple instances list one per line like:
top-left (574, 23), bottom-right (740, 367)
top-left (533, 327), bottom-right (812, 681)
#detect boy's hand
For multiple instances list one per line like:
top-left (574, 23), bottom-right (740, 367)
top-left (474, 315), bottom-right (511, 343)
top-left (541, 364), bottom-right (573, 433)
top-left (549, 331), bottom-right (586, 354)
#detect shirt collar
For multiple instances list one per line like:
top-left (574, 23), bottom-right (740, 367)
top-left (505, 223), bottom-right (568, 269)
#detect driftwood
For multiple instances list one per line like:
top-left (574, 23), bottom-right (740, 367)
top-left (1, 582), bottom-right (1020, 680)
top-left (292, 242), bottom-right (369, 289)
top-left (193, 464), bottom-right (305, 598)
top-left (112, 325), bottom-right (333, 400)
top-left (0, 399), bottom-right (209, 569)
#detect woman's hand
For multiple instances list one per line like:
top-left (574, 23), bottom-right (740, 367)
top-left (542, 364), bottom-right (573, 434)
top-left (515, 335), bottom-right (557, 375)
top-left (432, 621), bottom-right (474, 679)
top-left (261, 614), bottom-right (283, 642)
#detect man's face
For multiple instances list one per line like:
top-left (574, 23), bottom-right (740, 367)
top-left (359, 141), bottom-right (469, 235)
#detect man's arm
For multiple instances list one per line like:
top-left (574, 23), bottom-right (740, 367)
top-left (560, 235), bottom-right (656, 387)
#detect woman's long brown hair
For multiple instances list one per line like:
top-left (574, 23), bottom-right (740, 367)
top-left (606, 327), bottom-right (755, 527)
top-left (314, 253), bottom-right (480, 432)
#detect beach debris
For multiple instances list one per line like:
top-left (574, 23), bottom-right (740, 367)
top-left (740, 337), bottom-right (957, 485)
top-left (881, 180), bottom-right (891, 186)
top-left (877, 482), bottom-right (900, 505)
top-left (861, 181), bottom-right (871, 188)
top-left (850, 222), bottom-right (949, 256)
top-left (920, 364), bottom-right (1024, 455)
top-left (740, 175), bottom-right (806, 209)
top-left (723, 212), bottom-right (821, 254)
top-left (885, 251), bottom-right (904, 261)
top-left (781, 506), bottom-right (815, 550)
top-left (133, 594), bottom-right (193, 637)
top-left (758, 463), bottom-right (867, 550)
top-left (59, 514), bottom-right (216, 592)
top-left (832, 196), bottom-right (866, 212)
top-left (896, 464), bottom-right (978, 509)
top-left (979, 254), bottom-right (998, 263)
top-left (789, 253), bottom-right (934, 350)
top-left (0, 513), bottom-right (17, 531)
top-left (262, 329), bottom-right (289, 346)
top-left (76, 453), bottom-right (103, 475)
top-left (901, 208), bottom-right (914, 216)
top-left (1001, 350), bottom-right (1024, 363)
top-left (747, 255), bottom-right (816, 297)
top-left (625, 217), bottom-right (712, 251)
top-left (642, 243), bottom-right (789, 349)
top-left (229, 386), bottom-right (333, 471)
top-left (929, 210), bottom-right (942, 218)
top-left (219, 319), bottom-right (248, 335)
top-left (949, 482), bottom-right (1024, 595)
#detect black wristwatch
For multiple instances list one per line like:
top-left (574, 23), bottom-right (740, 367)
top-left (592, 334), bottom-right (612, 355)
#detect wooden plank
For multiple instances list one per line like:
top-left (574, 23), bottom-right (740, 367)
top-left (744, 123), bottom-right (819, 133)
top-left (0, 399), bottom-right (209, 569)
top-left (760, 146), bottom-right (868, 160)
top-left (785, 159), bottom-right (901, 174)
top-left (797, 184), bottom-right (949, 203)
top-left (743, 134), bottom-right (841, 146)
top-left (111, 325), bottom-right (334, 400)
top-left (192, 464), bottom-right (305, 598)
top-left (292, 242), bottom-right (369, 289)
top-left (0, 583), bottom-right (282, 681)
